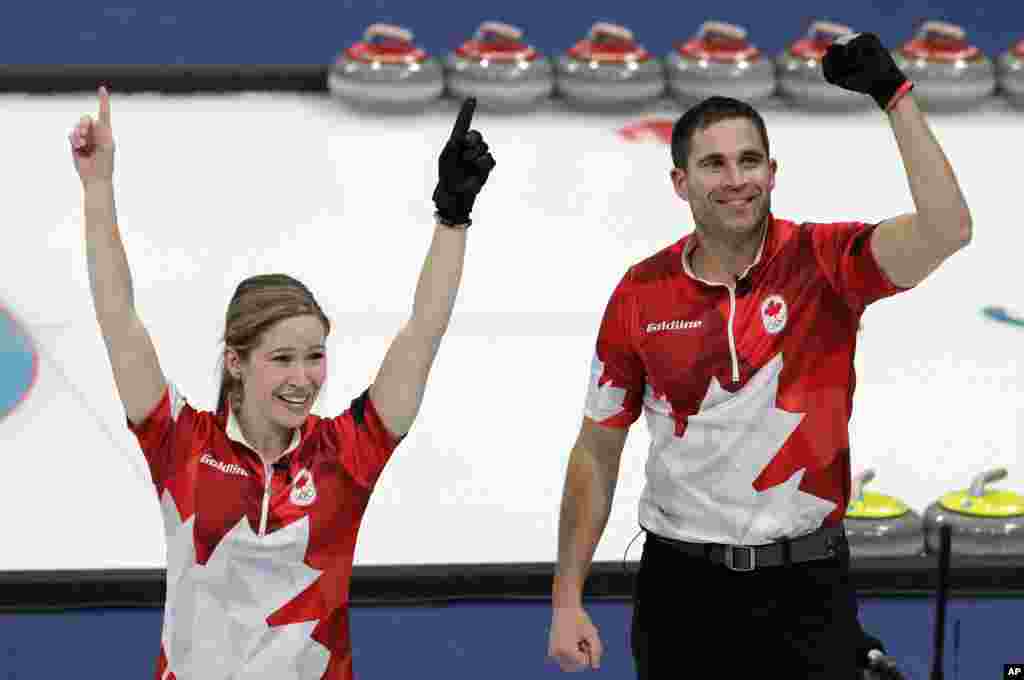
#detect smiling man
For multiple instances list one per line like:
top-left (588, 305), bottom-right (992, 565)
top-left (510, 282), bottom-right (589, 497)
top-left (671, 109), bottom-right (775, 289)
top-left (545, 33), bottom-right (970, 680)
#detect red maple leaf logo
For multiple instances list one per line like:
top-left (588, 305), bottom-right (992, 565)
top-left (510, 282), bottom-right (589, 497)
top-left (765, 300), bottom-right (782, 317)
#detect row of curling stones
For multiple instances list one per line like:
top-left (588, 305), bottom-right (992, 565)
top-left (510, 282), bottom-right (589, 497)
top-left (327, 20), bottom-right (1024, 113)
top-left (327, 21), bottom-right (653, 112)
top-left (845, 467), bottom-right (1024, 558)
top-left (675, 18), bottom-right (1000, 112)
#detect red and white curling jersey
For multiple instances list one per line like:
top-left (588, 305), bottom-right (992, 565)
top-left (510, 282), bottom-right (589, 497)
top-left (582, 215), bottom-right (913, 546)
top-left (128, 386), bottom-right (402, 680)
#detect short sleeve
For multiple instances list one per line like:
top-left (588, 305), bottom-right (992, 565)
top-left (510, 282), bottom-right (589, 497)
top-left (583, 272), bottom-right (646, 429)
top-left (328, 388), bottom-right (404, 489)
top-left (126, 382), bottom-right (190, 494)
top-left (809, 221), bottom-right (914, 315)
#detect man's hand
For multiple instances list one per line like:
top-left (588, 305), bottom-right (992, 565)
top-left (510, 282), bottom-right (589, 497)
top-left (548, 606), bottom-right (603, 672)
top-left (822, 33), bottom-right (911, 110)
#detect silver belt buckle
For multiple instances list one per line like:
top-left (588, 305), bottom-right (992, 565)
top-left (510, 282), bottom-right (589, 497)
top-left (723, 545), bottom-right (756, 572)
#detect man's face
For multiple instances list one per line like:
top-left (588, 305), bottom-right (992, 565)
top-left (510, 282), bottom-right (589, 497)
top-left (671, 117), bottom-right (777, 241)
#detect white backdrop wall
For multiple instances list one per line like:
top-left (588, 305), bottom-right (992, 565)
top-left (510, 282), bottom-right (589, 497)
top-left (0, 94), bottom-right (1021, 570)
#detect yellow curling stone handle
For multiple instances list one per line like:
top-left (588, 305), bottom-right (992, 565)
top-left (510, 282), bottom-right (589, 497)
top-left (846, 468), bottom-right (909, 519)
top-left (939, 467), bottom-right (1024, 517)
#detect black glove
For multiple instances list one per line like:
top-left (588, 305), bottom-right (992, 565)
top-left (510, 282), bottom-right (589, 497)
top-left (432, 97), bottom-right (496, 227)
top-left (822, 32), bottom-right (911, 110)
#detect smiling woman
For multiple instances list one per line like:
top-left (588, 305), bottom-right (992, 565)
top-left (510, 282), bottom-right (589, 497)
top-left (65, 87), bottom-right (500, 680)
top-left (0, 304), bottom-right (38, 422)
top-left (217, 273), bottom-right (332, 460)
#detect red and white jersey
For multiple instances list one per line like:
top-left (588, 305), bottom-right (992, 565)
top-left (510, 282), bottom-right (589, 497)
top-left (128, 385), bottom-right (402, 680)
top-left (583, 215), bottom-right (913, 546)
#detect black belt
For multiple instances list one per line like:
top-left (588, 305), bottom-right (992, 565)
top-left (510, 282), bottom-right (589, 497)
top-left (648, 523), bottom-right (847, 572)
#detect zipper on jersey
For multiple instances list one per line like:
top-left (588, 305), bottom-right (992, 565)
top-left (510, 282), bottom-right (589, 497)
top-left (726, 286), bottom-right (740, 383)
top-left (687, 256), bottom-right (743, 383)
top-left (259, 462), bottom-right (272, 536)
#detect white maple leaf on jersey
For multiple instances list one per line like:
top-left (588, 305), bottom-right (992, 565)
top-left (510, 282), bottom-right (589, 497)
top-left (158, 491), bottom-right (329, 680)
top-left (585, 355), bottom-right (629, 421)
top-left (653, 354), bottom-right (837, 545)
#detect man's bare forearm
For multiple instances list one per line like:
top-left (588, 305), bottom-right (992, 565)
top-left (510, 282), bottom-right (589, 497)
top-left (552, 445), bottom-right (618, 609)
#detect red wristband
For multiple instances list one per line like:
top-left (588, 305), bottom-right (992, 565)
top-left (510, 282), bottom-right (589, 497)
top-left (885, 80), bottom-right (915, 111)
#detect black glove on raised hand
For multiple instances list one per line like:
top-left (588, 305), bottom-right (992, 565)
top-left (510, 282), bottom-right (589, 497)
top-left (822, 32), bottom-right (911, 111)
top-left (432, 97), bottom-right (496, 227)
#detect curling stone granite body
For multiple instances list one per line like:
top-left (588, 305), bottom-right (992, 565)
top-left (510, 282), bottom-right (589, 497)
top-left (555, 22), bottom-right (666, 111)
top-left (923, 468), bottom-right (1024, 556)
top-left (328, 23), bottom-right (444, 113)
top-left (892, 21), bottom-right (996, 112)
top-left (666, 21), bottom-right (775, 105)
top-left (996, 38), bottom-right (1024, 108)
top-left (844, 469), bottom-right (925, 558)
top-left (444, 21), bottom-right (554, 111)
top-left (776, 21), bottom-right (874, 110)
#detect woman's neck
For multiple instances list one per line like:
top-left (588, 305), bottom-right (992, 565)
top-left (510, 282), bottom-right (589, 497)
top-left (233, 405), bottom-right (293, 464)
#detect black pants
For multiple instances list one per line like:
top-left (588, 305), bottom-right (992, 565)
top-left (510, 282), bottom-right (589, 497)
top-left (630, 532), bottom-right (861, 679)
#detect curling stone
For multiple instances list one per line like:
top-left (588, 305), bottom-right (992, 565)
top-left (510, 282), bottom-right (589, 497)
top-left (893, 21), bottom-right (996, 112)
top-left (845, 469), bottom-right (924, 559)
top-left (327, 23), bottom-right (444, 113)
top-left (666, 21), bottom-right (775, 105)
top-left (776, 20), bottom-right (874, 110)
top-left (923, 467), bottom-right (1024, 556)
top-left (444, 21), bottom-right (554, 112)
top-left (555, 22), bottom-right (666, 111)
top-left (997, 37), bottom-right (1024, 108)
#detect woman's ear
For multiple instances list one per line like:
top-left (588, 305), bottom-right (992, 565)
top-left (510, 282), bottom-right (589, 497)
top-left (225, 347), bottom-right (241, 379)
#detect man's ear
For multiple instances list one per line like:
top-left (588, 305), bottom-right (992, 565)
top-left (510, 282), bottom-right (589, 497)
top-left (670, 167), bottom-right (690, 202)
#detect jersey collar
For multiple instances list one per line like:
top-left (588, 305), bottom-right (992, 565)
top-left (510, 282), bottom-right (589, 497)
top-left (225, 401), bottom-right (303, 459)
top-left (682, 214), bottom-right (773, 284)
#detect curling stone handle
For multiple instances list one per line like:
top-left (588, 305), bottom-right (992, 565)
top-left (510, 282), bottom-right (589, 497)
top-left (698, 21), bottom-right (747, 41)
top-left (968, 467), bottom-right (1008, 498)
top-left (852, 468), bottom-right (876, 502)
top-left (365, 24), bottom-right (414, 44)
top-left (919, 20), bottom-right (966, 41)
top-left (808, 20), bottom-right (854, 40)
top-left (589, 22), bottom-right (634, 43)
top-left (477, 21), bottom-right (523, 41)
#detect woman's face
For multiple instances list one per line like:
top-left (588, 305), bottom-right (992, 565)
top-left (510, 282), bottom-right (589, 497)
top-left (228, 314), bottom-right (327, 432)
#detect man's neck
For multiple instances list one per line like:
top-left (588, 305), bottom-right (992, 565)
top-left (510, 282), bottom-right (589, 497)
top-left (690, 219), bottom-right (767, 285)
